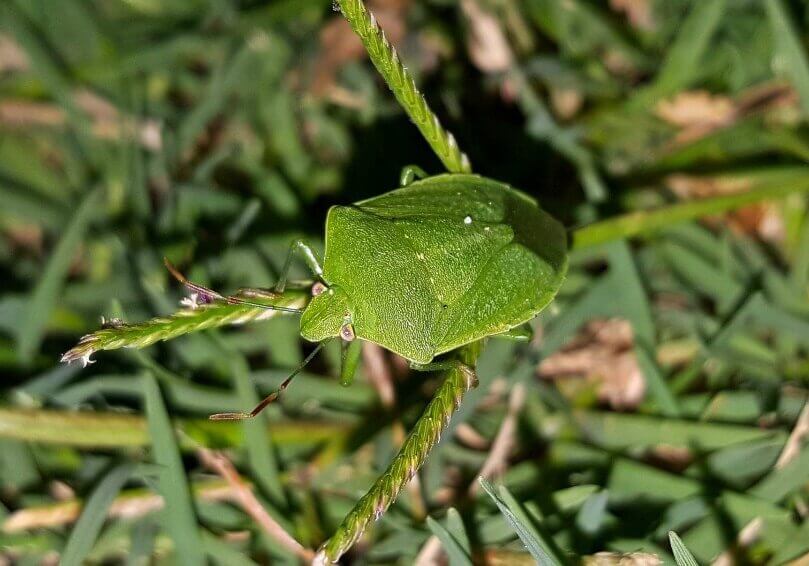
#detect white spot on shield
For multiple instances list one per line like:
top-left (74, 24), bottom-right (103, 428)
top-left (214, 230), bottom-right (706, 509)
top-left (464, 215), bottom-right (472, 225)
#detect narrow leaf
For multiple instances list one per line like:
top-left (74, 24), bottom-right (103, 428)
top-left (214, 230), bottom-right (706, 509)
top-left (478, 477), bottom-right (563, 566)
top-left (427, 515), bottom-right (473, 566)
top-left (61, 464), bottom-right (134, 566)
top-left (668, 531), bottom-right (699, 566)
top-left (765, 0), bottom-right (809, 117)
top-left (142, 373), bottom-right (205, 566)
top-left (17, 188), bottom-right (101, 363)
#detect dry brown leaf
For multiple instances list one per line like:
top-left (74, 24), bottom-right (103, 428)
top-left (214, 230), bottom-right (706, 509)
top-left (414, 536), bottom-right (446, 566)
top-left (584, 552), bottom-right (662, 566)
top-left (656, 90), bottom-right (736, 140)
top-left (665, 174), bottom-right (752, 199)
top-left (0, 34), bottom-right (28, 73)
top-left (665, 174), bottom-right (785, 242)
top-left (2, 480), bottom-right (237, 532)
top-left (711, 518), bottom-right (764, 566)
top-left (0, 100), bottom-right (64, 127)
top-left (455, 423), bottom-right (490, 450)
top-left (551, 87), bottom-right (583, 120)
top-left (0, 95), bottom-right (162, 151)
top-left (482, 550), bottom-right (538, 565)
top-left (657, 83), bottom-right (799, 147)
top-left (460, 0), bottom-right (513, 73)
top-left (648, 445), bottom-right (693, 471)
top-left (610, 0), bottom-right (655, 31)
top-left (603, 49), bottom-right (637, 78)
top-left (539, 318), bottom-right (645, 410)
top-left (787, 551), bottom-right (809, 566)
top-left (3, 224), bottom-right (43, 256)
top-left (48, 481), bottom-right (75, 502)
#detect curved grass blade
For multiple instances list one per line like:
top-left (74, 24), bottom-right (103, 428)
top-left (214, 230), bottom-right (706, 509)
top-left (17, 187), bottom-right (102, 363)
top-left (668, 531), bottom-right (699, 566)
top-left (572, 170), bottom-right (809, 250)
top-left (427, 512), bottom-right (473, 566)
top-left (646, 0), bottom-right (727, 99)
top-left (126, 519), bottom-right (158, 566)
top-left (478, 478), bottom-right (564, 566)
top-left (765, 0), bottom-right (809, 116)
top-left (142, 373), bottom-right (205, 566)
top-left (61, 463), bottom-right (135, 566)
top-left (209, 335), bottom-right (287, 509)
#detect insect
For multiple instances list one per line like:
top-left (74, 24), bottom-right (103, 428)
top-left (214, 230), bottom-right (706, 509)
top-left (166, 171), bottom-right (568, 420)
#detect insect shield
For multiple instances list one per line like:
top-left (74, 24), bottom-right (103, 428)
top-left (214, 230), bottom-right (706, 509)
top-left (299, 174), bottom-right (568, 365)
top-left (81, 173), bottom-right (566, 420)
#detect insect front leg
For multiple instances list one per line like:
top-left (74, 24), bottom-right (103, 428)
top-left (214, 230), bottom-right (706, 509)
top-left (399, 164), bottom-right (428, 186)
top-left (274, 240), bottom-right (324, 294)
top-left (340, 339), bottom-right (363, 386)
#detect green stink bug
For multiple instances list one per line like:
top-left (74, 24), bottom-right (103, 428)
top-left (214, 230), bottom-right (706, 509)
top-left (166, 172), bottom-right (567, 419)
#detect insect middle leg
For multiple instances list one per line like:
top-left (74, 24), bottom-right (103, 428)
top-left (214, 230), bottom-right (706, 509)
top-left (274, 239), bottom-right (324, 294)
top-left (493, 324), bottom-right (533, 342)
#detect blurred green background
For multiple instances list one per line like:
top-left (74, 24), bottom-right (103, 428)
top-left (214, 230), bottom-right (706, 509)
top-left (1, 0), bottom-right (809, 564)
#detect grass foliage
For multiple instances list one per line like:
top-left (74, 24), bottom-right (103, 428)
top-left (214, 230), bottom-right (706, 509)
top-left (0, 0), bottom-right (808, 564)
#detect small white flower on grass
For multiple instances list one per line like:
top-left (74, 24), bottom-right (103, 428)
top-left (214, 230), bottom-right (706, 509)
top-left (80, 352), bottom-right (96, 368)
top-left (181, 292), bottom-right (201, 309)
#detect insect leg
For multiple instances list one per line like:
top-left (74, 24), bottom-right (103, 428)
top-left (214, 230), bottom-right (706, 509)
top-left (409, 360), bottom-right (461, 372)
top-left (274, 240), bottom-right (324, 294)
top-left (235, 288), bottom-right (280, 299)
top-left (494, 324), bottom-right (533, 343)
top-left (163, 258), bottom-right (303, 313)
top-left (340, 339), bottom-right (363, 386)
top-left (209, 341), bottom-right (326, 420)
top-left (399, 164), bottom-right (428, 186)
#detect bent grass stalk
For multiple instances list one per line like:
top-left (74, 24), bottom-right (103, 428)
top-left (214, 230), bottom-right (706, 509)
top-left (334, 0), bottom-right (471, 175)
top-left (317, 354), bottom-right (479, 563)
top-left (60, 289), bottom-right (308, 366)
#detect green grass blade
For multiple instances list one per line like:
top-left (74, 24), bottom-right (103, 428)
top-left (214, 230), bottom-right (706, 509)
top-left (645, 0), bottom-right (727, 100)
top-left (427, 513), bottom-right (473, 566)
top-left (61, 463), bottom-right (134, 566)
top-left (17, 188), bottom-right (101, 363)
top-left (445, 507), bottom-right (471, 554)
top-left (203, 531), bottom-right (260, 566)
top-left (478, 478), bottom-right (564, 566)
top-left (765, 0), bottom-right (809, 117)
top-left (142, 373), bottom-right (205, 566)
top-left (573, 168), bottom-right (809, 250)
top-left (668, 531), bottom-right (699, 566)
top-left (209, 336), bottom-right (287, 508)
top-left (126, 520), bottom-right (158, 566)
top-left (572, 171), bottom-right (809, 249)
top-left (751, 448), bottom-right (809, 503)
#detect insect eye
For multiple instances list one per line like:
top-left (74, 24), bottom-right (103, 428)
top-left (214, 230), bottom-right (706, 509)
top-left (340, 323), bottom-right (355, 342)
top-left (311, 282), bottom-right (328, 296)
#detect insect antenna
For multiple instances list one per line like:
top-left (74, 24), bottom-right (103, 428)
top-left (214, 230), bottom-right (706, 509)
top-left (209, 341), bottom-right (327, 420)
top-left (163, 258), bottom-right (304, 314)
